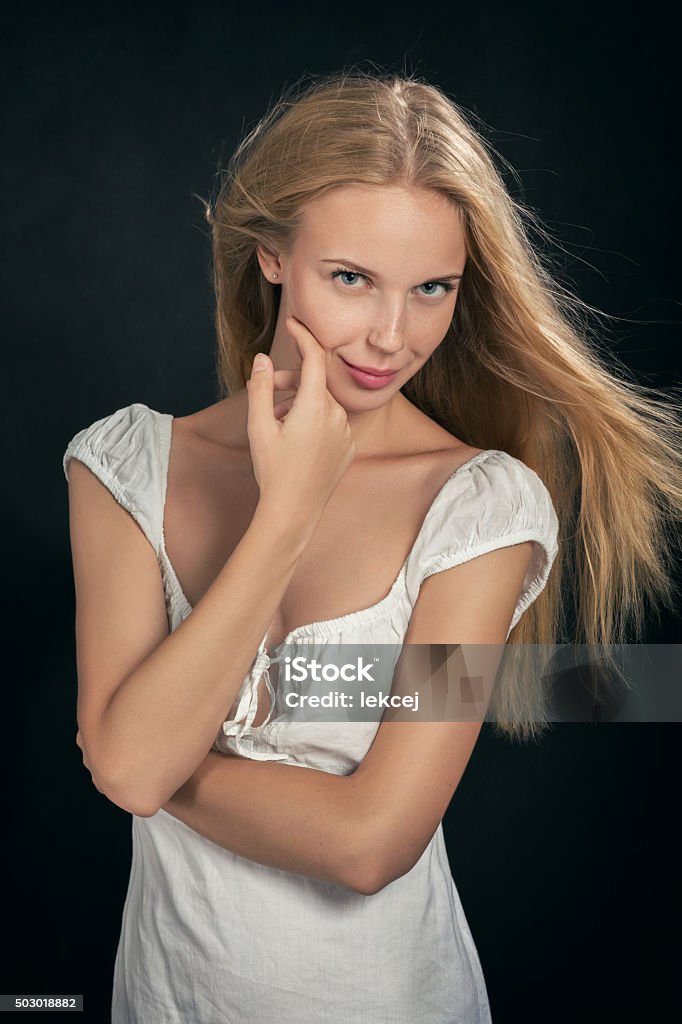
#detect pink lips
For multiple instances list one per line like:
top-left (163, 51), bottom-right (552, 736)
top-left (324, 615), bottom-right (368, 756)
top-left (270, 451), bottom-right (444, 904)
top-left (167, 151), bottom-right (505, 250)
top-left (344, 360), bottom-right (396, 376)
top-left (340, 357), bottom-right (399, 390)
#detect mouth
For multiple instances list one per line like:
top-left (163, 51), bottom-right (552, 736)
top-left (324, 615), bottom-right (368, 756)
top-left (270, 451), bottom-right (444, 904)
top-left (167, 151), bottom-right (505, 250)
top-left (339, 357), bottom-right (400, 389)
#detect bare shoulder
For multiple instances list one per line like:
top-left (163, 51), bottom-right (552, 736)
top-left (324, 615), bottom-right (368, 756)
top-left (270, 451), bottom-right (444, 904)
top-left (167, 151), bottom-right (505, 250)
top-left (169, 393), bottom-right (251, 474)
top-left (394, 400), bottom-right (485, 478)
top-left (173, 393), bottom-right (247, 448)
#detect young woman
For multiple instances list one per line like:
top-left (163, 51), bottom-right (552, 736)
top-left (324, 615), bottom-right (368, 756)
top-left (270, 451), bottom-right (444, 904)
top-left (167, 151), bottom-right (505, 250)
top-left (63, 71), bottom-right (682, 1023)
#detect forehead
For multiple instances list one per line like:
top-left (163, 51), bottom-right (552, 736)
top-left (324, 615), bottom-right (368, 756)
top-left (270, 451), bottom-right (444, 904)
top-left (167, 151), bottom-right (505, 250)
top-left (296, 184), bottom-right (466, 271)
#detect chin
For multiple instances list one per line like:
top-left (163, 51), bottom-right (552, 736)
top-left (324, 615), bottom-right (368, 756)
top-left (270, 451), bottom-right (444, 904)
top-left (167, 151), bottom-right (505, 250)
top-left (328, 381), bottom-right (398, 410)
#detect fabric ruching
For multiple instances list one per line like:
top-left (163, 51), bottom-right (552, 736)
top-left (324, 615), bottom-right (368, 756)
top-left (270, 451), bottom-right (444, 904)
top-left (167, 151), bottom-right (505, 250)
top-left (404, 449), bottom-right (559, 635)
top-left (62, 402), bottom-right (163, 556)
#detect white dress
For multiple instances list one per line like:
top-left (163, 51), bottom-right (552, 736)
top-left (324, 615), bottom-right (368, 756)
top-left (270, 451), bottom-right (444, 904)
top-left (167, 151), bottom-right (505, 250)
top-left (63, 402), bottom-right (559, 1023)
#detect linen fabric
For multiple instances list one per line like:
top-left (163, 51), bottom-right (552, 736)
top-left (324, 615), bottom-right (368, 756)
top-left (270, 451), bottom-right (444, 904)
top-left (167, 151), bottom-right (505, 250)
top-left (63, 402), bottom-right (559, 1023)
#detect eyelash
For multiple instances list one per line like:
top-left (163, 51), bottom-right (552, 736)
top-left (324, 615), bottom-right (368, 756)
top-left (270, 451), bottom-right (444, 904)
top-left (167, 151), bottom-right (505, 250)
top-left (329, 267), bottom-right (456, 298)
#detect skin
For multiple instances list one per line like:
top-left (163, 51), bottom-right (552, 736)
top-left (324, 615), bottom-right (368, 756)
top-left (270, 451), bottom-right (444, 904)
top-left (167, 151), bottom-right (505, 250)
top-left (75, 183), bottom-right (534, 894)
top-left (245, 182), bottom-right (467, 457)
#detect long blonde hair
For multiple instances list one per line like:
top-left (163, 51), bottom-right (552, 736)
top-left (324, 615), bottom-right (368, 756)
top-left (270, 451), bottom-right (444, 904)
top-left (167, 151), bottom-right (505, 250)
top-left (198, 69), bottom-right (682, 742)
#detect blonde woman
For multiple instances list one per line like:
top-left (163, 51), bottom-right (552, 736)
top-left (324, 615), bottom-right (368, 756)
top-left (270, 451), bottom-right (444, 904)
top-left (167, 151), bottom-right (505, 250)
top-left (63, 70), bottom-right (682, 1023)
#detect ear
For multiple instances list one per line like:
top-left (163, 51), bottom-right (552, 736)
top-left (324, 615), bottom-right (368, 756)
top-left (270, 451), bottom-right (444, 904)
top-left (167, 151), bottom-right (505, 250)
top-left (255, 243), bottom-right (283, 281)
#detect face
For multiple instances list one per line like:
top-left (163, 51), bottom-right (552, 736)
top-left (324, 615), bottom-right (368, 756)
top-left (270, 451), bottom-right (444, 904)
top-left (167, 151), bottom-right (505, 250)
top-left (257, 183), bottom-right (467, 409)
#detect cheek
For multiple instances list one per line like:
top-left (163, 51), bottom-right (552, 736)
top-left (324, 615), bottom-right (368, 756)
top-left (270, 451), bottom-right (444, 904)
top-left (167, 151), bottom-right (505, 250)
top-left (420, 302), bottom-right (456, 352)
top-left (411, 326), bottom-right (450, 368)
top-left (292, 286), bottom-right (360, 350)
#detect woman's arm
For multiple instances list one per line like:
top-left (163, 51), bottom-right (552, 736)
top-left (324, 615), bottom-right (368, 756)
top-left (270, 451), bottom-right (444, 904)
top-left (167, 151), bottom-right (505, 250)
top-left (164, 749), bottom-right (365, 888)
top-left (158, 541), bottom-right (535, 895)
top-left (67, 328), bottom-right (355, 818)
top-left (68, 461), bottom-right (313, 817)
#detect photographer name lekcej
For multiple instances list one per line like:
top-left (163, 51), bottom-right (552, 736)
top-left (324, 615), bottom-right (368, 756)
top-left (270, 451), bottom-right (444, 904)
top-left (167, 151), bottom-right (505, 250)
top-left (284, 690), bottom-right (420, 711)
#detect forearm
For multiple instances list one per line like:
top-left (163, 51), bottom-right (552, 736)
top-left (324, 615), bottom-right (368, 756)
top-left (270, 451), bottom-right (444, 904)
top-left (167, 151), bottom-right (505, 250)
top-left (161, 751), bottom-right (369, 891)
top-left (96, 502), bottom-right (314, 814)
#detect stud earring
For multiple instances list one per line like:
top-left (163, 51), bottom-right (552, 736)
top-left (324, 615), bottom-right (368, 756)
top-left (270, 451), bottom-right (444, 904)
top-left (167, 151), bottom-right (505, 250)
top-left (272, 273), bottom-right (278, 279)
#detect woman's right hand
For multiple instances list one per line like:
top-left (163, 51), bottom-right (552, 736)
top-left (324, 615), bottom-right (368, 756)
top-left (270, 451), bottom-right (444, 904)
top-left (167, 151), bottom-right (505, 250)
top-left (246, 315), bottom-right (357, 526)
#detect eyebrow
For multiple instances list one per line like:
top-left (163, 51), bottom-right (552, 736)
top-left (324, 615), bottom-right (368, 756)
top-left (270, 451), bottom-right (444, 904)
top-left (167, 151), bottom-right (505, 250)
top-left (319, 258), bottom-right (463, 281)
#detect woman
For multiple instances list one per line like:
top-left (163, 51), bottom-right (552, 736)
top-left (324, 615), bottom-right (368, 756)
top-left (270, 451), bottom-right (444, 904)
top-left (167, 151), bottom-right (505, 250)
top-left (63, 71), bottom-right (682, 1023)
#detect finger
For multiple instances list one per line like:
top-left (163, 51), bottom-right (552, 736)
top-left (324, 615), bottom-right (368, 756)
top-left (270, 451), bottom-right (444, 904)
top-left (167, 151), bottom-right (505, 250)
top-left (245, 353), bottom-right (276, 435)
top-left (273, 383), bottom-right (299, 401)
top-left (285, 316), bottom-right (328, 400)
top-left (273, 396), bottom-right (295, 420)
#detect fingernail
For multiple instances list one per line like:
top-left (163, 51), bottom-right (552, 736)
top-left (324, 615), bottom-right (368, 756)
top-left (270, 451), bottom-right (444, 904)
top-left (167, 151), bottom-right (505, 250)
top-left (252, 353), bottom-right (269, 372)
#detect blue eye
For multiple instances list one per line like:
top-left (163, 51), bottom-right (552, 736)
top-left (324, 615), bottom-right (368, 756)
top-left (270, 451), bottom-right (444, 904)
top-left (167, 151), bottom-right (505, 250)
top-left (329, 267), bottom-right (455, 298)
top-left (331, 269), bottom-right (365, 288)
top-left (417, 280), bottom-right (454, 297)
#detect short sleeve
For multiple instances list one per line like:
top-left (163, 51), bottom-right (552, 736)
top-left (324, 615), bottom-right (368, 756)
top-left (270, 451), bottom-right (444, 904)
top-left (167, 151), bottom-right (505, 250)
top-left (62, 402), bottom-right (163, 554)
top-left (405, 450), bottom-right (559, 634)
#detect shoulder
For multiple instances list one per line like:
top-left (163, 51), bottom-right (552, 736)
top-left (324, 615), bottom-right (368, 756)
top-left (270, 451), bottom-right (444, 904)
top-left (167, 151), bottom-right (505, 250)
top-left (62, 402), bottom-right (168, 551)
top-left (62, 402), bottom-right (161, 482)
top-left (405, 449), bottom-right (560, 626)
top-left (424, 449), bottom-right (558, 544)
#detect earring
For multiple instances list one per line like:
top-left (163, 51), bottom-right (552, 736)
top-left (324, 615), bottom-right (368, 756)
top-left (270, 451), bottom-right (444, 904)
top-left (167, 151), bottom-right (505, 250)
top-left (272, 273), bottom-right (278, 279)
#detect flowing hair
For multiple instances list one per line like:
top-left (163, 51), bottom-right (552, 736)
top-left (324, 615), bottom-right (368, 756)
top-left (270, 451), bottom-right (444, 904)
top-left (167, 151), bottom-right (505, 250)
top-left (196, 68), bottom-right (682, 742)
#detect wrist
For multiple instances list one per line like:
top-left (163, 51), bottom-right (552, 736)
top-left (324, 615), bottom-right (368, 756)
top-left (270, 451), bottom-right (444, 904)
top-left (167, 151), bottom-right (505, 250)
top-left (251, 498), bottom-right (319, 556)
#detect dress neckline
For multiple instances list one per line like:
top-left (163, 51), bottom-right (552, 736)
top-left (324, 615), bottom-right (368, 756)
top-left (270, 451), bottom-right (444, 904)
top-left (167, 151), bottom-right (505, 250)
top-left (153, 406), bottom-right (502, 655)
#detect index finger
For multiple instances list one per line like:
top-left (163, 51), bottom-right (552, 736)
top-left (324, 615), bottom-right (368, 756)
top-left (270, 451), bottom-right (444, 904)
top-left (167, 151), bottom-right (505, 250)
top-left (285, 316), bottom-right (329, 399)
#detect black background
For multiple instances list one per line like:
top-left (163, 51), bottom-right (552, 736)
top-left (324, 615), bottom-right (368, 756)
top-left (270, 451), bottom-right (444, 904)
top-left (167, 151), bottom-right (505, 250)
top-left (3, 1), bottom-right (680, 1020)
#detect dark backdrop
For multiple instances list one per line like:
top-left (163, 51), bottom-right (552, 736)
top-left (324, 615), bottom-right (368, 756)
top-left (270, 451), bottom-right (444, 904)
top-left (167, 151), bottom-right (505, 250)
top-left (3, 1), bottom-right (680, 1021)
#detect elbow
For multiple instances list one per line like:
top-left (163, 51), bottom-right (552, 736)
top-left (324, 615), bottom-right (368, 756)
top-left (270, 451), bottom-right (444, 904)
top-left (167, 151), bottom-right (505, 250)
top-left (114, 790), bottom-right (161, 819)
top-left (341, 836), bottom-right (408, 897)
top-left (347, 857), bottom-right (397, 897)
top-left (98, 765), bottom-right (162, 818)
top-left (78, 730), bottom-right (161, 818)
top-left (106, 780), bottom-right (161, 818)
top-left (351, 870), bottom-right (389, 897)
top-left (333, 784), bottom-right (425, 895)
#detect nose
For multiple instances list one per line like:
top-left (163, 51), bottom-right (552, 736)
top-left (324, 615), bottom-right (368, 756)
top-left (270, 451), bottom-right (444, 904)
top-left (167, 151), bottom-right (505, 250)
top-left (366, 303), bottom-right (406, 354)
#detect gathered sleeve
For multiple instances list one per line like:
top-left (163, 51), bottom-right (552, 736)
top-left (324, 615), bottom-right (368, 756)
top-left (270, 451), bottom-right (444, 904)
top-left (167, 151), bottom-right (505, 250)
top-left (62, 402), bottom-right (163, 555)
top-left (404, 451), bottom-right (560, 636)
